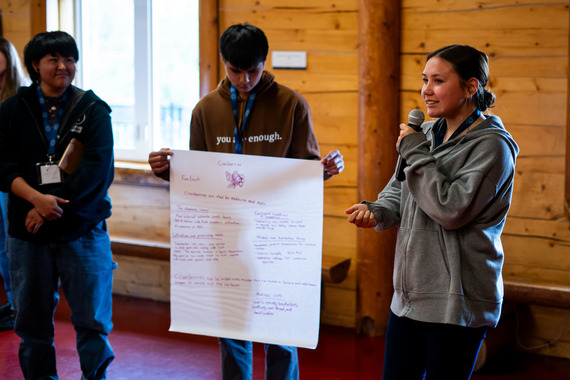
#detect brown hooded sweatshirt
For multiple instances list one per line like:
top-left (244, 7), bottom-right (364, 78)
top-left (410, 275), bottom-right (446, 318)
top-left (189, 71), bottom-right (321, 160)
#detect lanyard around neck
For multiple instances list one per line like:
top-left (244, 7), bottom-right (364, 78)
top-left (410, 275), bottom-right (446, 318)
top-left (37, 84), bottom-right (69, 158)
top-left (230, 84), bottom-right (256, 154)
top-left (435, 109), bottom-right (481, 148)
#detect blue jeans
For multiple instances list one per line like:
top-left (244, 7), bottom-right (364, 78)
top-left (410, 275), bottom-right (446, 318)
top-left (219, 338), bottom-right (299, 380)
top-left (0, 192), bottom-right (11, 305)
top-left (9, 221), bottom-right (115, 380)
top-left (383, 311), bottom-right (488, 380)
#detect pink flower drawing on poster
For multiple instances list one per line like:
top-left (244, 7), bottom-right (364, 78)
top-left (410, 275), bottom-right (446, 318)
top-left (226, 170), bottom-right (245, 188)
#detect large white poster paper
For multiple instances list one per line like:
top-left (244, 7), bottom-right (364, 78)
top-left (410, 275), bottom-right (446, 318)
top-left (169, 150), bottom-right (323, 349)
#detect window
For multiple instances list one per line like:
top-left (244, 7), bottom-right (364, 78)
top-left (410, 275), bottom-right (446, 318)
top-left (73, 0), bottom-right (200, 161)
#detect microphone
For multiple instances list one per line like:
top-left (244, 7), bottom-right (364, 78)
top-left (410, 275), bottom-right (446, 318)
top-left (395, 109), bottom-right (426, 181)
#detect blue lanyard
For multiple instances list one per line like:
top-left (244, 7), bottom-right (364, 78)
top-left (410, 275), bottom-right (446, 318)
top-left (434, 109), bottom-right (481, 148)
top-left (37, 85), bottom-right (69, 158)
top-left (230, 84), bottom-right (256, 154)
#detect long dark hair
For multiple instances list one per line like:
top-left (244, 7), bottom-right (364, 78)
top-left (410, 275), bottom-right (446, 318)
top-left (0, 38), bottom-right (29, 102)
top-left (427, 44), bottom-right (495, 112)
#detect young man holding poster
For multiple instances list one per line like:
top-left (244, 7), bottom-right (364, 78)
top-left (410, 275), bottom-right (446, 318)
top-left (149, 23), bottom-right (343, 380)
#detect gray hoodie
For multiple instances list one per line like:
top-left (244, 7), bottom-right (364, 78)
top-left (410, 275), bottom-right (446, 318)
top-left (365, 115), bottom-right (519, 328)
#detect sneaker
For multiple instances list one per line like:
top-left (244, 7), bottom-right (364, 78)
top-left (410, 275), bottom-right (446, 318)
top-left (0, 302), bottom-right (11, 319)
top-left (0, 310), bottom-right (14, 331)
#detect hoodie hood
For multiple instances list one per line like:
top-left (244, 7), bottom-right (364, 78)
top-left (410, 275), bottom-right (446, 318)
top-left (423, 115), bottom-right (519, 160)
top-left (217, 71), bottom-right (276, 100)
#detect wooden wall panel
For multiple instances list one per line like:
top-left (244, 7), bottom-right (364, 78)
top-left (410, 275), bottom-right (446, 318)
top-left (270, 53), bottom-right (358, 93)
top-left (502, 235), bottom-right (570, 270)
top-left (107, 183), bottom-right (171, 242)
top-left (404, 0), bottom-right (563, 11)
top-left (402, 0), bottom-right (568, 29)
top-left (199, 0), bottom-right (219, 96)
top-left (0, 0), bottom-right (33, 62)
top-left (401, 29), bottom-right (568, 58)
top-left (304, 92), bottom-right (358, 145)
top-left (225, 0), bottom-right (356, 9)
top-left (30, 0), bottom-right (46, 36)
top-left (321, 286), bottom-right (357, 327)
top-left (514, 306), bottom-right (570, 359)
top-left (220, 9), bottom-right (358, 31)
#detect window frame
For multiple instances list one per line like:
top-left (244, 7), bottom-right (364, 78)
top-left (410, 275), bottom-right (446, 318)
top-left (47, 0), bottom-right (219, 164)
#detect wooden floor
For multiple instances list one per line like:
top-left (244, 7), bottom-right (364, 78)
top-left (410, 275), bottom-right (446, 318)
top-left (1, 293), bottom-right (570, 379)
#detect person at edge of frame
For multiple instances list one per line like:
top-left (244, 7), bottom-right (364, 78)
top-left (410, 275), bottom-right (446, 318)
top-left (0, 37), bottom-right (31, 332)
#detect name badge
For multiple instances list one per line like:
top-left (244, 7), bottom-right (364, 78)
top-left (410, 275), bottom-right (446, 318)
top-left (36, 162), bottom-right (62, 185)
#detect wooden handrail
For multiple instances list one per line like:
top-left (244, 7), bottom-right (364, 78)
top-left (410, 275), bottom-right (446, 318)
top-left (503, 277), bottom-right (570, 309)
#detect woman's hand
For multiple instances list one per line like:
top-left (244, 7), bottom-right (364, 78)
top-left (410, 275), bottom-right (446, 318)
top-left (345, 203), bottom-right (377, 228)
top-left (148, 148), bottom-right (173, 175)
top-left (396, 123), bottom-right (419, 149)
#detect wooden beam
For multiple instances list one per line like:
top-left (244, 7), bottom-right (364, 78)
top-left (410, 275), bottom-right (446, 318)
top-left (199, 0), bottom-right (219, 97)
top-left (111, 237), bottom-right (170, 261)
top-left (322, 256), bottom-right (351, 284)
top-left (504, 277), bottom-right (570, 309)
top-left (30, 0), bottom-right (46, 37)
top-left (566, 8), bottom-right (570, 217)
top-left (357, 0), bottom-right (400, 336)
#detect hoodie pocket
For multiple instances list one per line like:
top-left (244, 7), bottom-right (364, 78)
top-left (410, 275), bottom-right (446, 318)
top-left (401, 228), bottom-right (451, 294)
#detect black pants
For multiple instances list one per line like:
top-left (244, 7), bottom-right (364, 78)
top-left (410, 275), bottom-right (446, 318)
top-left (382, 312), bottom-right (488, 380)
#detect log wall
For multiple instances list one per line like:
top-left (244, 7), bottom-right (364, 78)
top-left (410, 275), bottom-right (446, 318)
top-left (0, 0), bottom-right (33, 59)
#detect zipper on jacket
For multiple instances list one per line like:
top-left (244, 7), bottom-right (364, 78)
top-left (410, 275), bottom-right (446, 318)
top-left (22, 98), bottom-right (50, 154)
